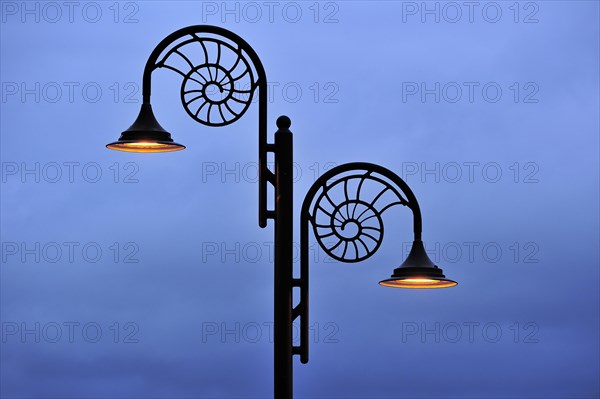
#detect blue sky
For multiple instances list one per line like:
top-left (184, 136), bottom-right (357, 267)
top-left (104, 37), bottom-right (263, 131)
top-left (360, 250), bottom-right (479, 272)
top-left (1, 1), bottom-right (599, 398)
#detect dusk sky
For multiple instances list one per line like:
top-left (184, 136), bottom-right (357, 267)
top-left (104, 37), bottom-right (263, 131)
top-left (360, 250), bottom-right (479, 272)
top-left (1, 1), bottom-right (599, 398)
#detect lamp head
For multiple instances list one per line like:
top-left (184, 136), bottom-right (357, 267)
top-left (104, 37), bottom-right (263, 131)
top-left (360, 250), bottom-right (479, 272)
top-left (379, 240), bottom-right (457, 289)
top-left (106, 104), bottom-right (185, 153)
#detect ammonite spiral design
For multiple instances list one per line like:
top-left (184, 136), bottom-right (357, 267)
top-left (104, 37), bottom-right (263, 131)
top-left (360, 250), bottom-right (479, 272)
top-left (157, 35), bottom-right (256, 127)
top-left (310, 171), bottom-right (409, 263)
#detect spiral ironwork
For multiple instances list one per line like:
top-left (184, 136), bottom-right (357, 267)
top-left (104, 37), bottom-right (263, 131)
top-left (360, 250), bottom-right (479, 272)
top-left (309, 168), bottom-right (410, 263)
top-left (153, 35), bottom-right (257, 126)
top-left (296, 163), bottom-right (424, 364)
top-left (141, 25), bottom-right (269, 226)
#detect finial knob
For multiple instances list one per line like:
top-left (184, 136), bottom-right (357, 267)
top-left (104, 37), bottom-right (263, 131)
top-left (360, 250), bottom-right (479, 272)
top-left (276, 115), bottom-right (291, 130)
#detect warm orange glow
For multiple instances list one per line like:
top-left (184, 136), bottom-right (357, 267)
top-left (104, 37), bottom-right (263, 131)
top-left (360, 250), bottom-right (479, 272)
top-left (379, 277), bottom-right (457, 289)
top-left (106, 141), bottom-right (185, 153)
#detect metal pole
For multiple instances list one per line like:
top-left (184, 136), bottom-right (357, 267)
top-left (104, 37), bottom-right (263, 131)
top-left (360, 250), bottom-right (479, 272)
top-left (274, 116), bottom-right (294, 399)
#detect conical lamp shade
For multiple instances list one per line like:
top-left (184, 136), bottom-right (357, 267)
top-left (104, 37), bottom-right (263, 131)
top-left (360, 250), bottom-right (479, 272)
top-left (379, 240), bottom-right (457, 289)
top-left (106, 104), bottom-right (185, 153)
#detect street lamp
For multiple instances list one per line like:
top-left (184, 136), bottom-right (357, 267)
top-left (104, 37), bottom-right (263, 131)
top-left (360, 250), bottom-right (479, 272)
top-left (107, 25), bottom-right (457, 399)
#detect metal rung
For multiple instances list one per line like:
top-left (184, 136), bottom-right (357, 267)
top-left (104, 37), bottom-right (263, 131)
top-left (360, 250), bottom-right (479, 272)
top-left (265, 169), bottom-right (276, 184)
top-left (292, 304), bottom-right (302, 320)
top-left (292, 278), bottom-right (303, 287)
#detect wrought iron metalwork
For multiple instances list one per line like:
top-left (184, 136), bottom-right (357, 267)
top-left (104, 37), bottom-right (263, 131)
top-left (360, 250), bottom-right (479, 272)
top-left (294, 162), bottom-right (426, 364)
top-left (310, 169), bottom-right (412, 263)
top-left (108, 24), bottom-right (456, 399)
top-left (141, 25), bottom-right (271, 227)
top-left (151, 35), bottom-right (257, 126)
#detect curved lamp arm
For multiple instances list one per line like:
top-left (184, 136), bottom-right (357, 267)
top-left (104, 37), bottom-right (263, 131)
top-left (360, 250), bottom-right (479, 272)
top-left (113, 25), bottom-right (272, 227)
top-left (294, 162), bottom-right (454, 364)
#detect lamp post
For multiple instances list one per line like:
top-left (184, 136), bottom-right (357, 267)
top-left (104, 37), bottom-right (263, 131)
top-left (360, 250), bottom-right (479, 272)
top-left (107, 25), bottom-right (457, 399)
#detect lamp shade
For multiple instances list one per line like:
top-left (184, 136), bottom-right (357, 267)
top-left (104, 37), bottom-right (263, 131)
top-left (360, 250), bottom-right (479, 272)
top-left (106, 104), bottom-right (185, 153)
top-left (379, 240), bottom-right (457, 289)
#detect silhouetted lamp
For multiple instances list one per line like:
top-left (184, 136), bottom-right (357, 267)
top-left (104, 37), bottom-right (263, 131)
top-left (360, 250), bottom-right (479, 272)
top-left (106, 24), bottom-right (457, 399)
top-left (379, 240), bottom-right (457, 288)
top-left (106, 104), bottom-right (185, 153)
top-left (298, 161), bottom-right (456, 339)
